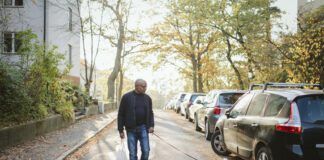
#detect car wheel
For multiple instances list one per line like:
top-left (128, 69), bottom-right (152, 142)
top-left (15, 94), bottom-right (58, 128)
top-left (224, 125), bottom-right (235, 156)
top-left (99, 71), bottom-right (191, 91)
top-left (256, 146), bottom-right (273, 160)
top-left (185, 112), bottom-right (189, 119)
top-left (188, 116), bottom-right (193, 122)
top-left (205, 120), bottom-right (211, 140)
top-left (211, 130), bottom-right (229, 156)
top-left (176, 108), bottom-right (180, 114)
top-left (195, 115), bottom-right (201, 131)
top-left (187, 111), bottom-right (192, 122)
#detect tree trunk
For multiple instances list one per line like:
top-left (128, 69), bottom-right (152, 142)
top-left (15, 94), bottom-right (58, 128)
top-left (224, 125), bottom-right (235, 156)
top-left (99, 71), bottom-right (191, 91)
top-left (226, 37), bottom-right (244, 90)
top-left (320, 68), bottom-right (324, 88)
top-left (197, 56), bottom-right (204, 92)
top-left (118, 69), bottom-right (124, 104)
top-left (237, 32), bottom-right (256, 82)
top-left (85, 82), bottom-right (90, 95)
top-left (191, 55), bottom-right (198, 92)
top-left (107, 18), bottom-right (124, 101)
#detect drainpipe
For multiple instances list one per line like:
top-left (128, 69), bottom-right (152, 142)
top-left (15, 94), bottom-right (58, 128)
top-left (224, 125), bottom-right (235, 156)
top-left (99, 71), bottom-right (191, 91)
top-left (43, 0), bottom-right (46, 48)
top-left (44, 0), bottom-right (48, 100)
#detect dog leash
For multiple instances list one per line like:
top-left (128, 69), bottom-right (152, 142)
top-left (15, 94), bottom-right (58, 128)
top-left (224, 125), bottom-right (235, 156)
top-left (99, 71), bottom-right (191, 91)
top-left (152, 133), bottom-right (199, 160)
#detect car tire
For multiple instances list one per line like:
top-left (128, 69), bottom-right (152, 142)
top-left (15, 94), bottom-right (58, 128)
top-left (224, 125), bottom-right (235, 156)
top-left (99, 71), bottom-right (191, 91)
top-left (211, 130), bottom-right (230, 156)
top-left (205, 120), bottom-right (211, 140)
top-left (195, 115), bottom-right (201, 131)
top-left (256, 146), bottom-right (273, 160)
top-left (188, 116), bottom-right (193, 122)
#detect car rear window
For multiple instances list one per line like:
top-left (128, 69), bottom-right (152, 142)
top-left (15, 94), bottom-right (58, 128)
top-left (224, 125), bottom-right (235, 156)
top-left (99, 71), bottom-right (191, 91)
top-left (296, 94), bottom-right (324, 124)
top-left (190, 94), bottom-right (203, 102)
top-left (219, 93), bottom-right (244, 105)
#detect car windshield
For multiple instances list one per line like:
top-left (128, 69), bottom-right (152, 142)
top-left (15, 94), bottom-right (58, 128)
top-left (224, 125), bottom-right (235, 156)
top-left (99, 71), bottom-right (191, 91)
top-left (296, 94), bottom-right (324, 124)
top-left (219, 93), bottom-right (244, 106)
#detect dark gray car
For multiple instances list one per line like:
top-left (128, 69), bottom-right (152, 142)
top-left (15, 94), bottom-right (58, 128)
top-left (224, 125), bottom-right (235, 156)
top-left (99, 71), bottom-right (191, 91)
top-left (194, 90), bottom-right (245, 140)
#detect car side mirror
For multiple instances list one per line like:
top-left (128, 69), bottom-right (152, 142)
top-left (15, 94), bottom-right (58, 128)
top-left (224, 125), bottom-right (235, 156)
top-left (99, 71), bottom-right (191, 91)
top-left (196, 100), bottom-right (202, 104)
top-left (225, 109), bottom-right (231, 118)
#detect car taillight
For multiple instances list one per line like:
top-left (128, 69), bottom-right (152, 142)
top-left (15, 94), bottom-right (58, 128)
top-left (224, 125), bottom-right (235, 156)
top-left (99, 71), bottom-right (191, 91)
top-left (213, 106), bottom-right (221, 115)
top-left (275, 102), bottom-right (302, 134)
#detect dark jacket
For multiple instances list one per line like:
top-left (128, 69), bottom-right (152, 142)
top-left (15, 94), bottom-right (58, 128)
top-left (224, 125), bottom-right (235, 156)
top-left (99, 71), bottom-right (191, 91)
top-left (117, 91), bottom-right (154, 132)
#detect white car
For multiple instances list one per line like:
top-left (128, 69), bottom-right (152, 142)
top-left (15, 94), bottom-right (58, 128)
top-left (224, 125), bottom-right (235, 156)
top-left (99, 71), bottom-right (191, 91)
top-left (188, 95), bottom-right (205, 122)
top-left (180, 93), bottom-right (205, 118)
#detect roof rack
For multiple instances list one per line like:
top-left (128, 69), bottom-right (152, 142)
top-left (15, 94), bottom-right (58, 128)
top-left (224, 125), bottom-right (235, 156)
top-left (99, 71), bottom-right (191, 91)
top-left (249, 83), bottom-right (265, 91)
top-left (249, 82), bottom-right (323, 92)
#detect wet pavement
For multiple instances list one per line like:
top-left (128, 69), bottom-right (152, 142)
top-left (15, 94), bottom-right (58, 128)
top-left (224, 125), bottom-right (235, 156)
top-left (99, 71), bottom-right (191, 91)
top-left (67, 110), bottom-right (241, 160)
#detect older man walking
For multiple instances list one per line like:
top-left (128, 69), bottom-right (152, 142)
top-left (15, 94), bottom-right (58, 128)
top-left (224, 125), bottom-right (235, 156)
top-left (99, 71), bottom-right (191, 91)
top-left (117, 79), bottom-right (154, 160)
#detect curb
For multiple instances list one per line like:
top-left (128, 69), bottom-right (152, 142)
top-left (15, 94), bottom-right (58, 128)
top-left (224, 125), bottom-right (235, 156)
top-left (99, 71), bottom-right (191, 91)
top-left (55, 112), bottom-right (117, 160)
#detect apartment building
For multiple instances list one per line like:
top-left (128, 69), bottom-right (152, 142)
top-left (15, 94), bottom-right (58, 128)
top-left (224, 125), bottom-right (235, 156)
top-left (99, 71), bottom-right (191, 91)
top-left (0, 0), bottom-right (80, 85)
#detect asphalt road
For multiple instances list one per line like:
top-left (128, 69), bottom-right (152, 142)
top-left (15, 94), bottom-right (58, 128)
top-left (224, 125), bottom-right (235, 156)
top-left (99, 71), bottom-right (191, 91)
top-left (67, 110), bottom-right (241, 160)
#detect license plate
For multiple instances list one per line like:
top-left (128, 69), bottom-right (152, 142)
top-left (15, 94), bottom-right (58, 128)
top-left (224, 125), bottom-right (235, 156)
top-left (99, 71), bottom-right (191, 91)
top-left (316, 144), bottom-right (324, 148)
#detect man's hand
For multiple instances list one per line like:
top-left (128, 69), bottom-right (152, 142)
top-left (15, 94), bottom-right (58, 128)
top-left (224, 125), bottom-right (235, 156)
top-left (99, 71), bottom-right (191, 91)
top-left (149, 127), bottom-right (154, 133)
top-left (119, 131), bottom-right (125, 139)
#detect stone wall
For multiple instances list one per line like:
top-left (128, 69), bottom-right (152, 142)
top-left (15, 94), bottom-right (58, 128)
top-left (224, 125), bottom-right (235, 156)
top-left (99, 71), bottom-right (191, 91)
top-left (0, 115), bottom-right (74, 150)
top-left (0, 102), bottom-right (117, 150)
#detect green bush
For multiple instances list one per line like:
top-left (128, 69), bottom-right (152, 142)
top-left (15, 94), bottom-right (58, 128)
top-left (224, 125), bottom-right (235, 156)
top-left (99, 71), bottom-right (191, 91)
top-left (0, 62), bottom-right (33, 126)
top-left (54, 101), bottom-right (74, 121)
top-left (0, 30), bottom-right (74, 127)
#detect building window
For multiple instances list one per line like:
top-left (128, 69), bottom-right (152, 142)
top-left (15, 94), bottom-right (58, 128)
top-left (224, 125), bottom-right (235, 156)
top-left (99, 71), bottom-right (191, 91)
top-left (3, 32), bottom-right (21, 53)
top-left (68, 44), bottom-right (72, 65)
top-left (69, 7), bottom-right (72, 31)
top-left (3, 0), bottom-right (23, 7)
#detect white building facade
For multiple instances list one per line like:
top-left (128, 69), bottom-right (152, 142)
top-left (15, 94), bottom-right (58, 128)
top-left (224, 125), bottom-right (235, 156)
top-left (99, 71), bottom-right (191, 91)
top-left (0, 0), bottom-right (80, 85)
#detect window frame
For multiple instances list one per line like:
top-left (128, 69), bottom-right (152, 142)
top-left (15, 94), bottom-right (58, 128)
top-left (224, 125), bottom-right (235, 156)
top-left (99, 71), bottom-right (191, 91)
top-left (263, 94), bottom-right (289, 117)
top-left (2, 32), bottom-right (20, 54)
top-left (68, 7), bottom-right (73, 31)
top-left (245, 93), bottom-right (269, 117)
top-left (229, 93), bottom-right (254, 118)
top-left (3, 0), bottom-right (24, 8)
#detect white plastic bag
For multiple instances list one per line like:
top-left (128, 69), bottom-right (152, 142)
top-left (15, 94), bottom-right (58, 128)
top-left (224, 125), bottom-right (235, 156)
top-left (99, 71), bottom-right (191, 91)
top-left (116, 139), bottom-right (128, 160)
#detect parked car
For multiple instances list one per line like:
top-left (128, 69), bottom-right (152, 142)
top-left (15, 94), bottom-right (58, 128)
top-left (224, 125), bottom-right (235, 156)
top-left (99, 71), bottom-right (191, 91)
top-left (169, 95), bottom-right (178, 110)
top-left (188, 95), bottom-right (206, 122)
top-left (180, 93), bottom-right (205, 118)
top-left (174, 92), bottom-right (187, 113)
top-left (164, 99), bottom-right (175, 110)
top-left (195, 90), bottom-right (245, 140)
top-left (211, 83), bottom-right (324, 160)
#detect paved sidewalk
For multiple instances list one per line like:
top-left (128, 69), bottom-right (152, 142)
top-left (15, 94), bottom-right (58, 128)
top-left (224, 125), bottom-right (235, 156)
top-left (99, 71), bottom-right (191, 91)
top-left (0, 111), bottom-right (117, 160)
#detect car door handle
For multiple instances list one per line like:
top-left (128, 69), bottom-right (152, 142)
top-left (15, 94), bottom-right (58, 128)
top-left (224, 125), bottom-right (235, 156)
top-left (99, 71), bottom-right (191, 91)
top-left (251, 123), bottom-right (259, 127)
top-left (233, 124), bottom-right (238, 127)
